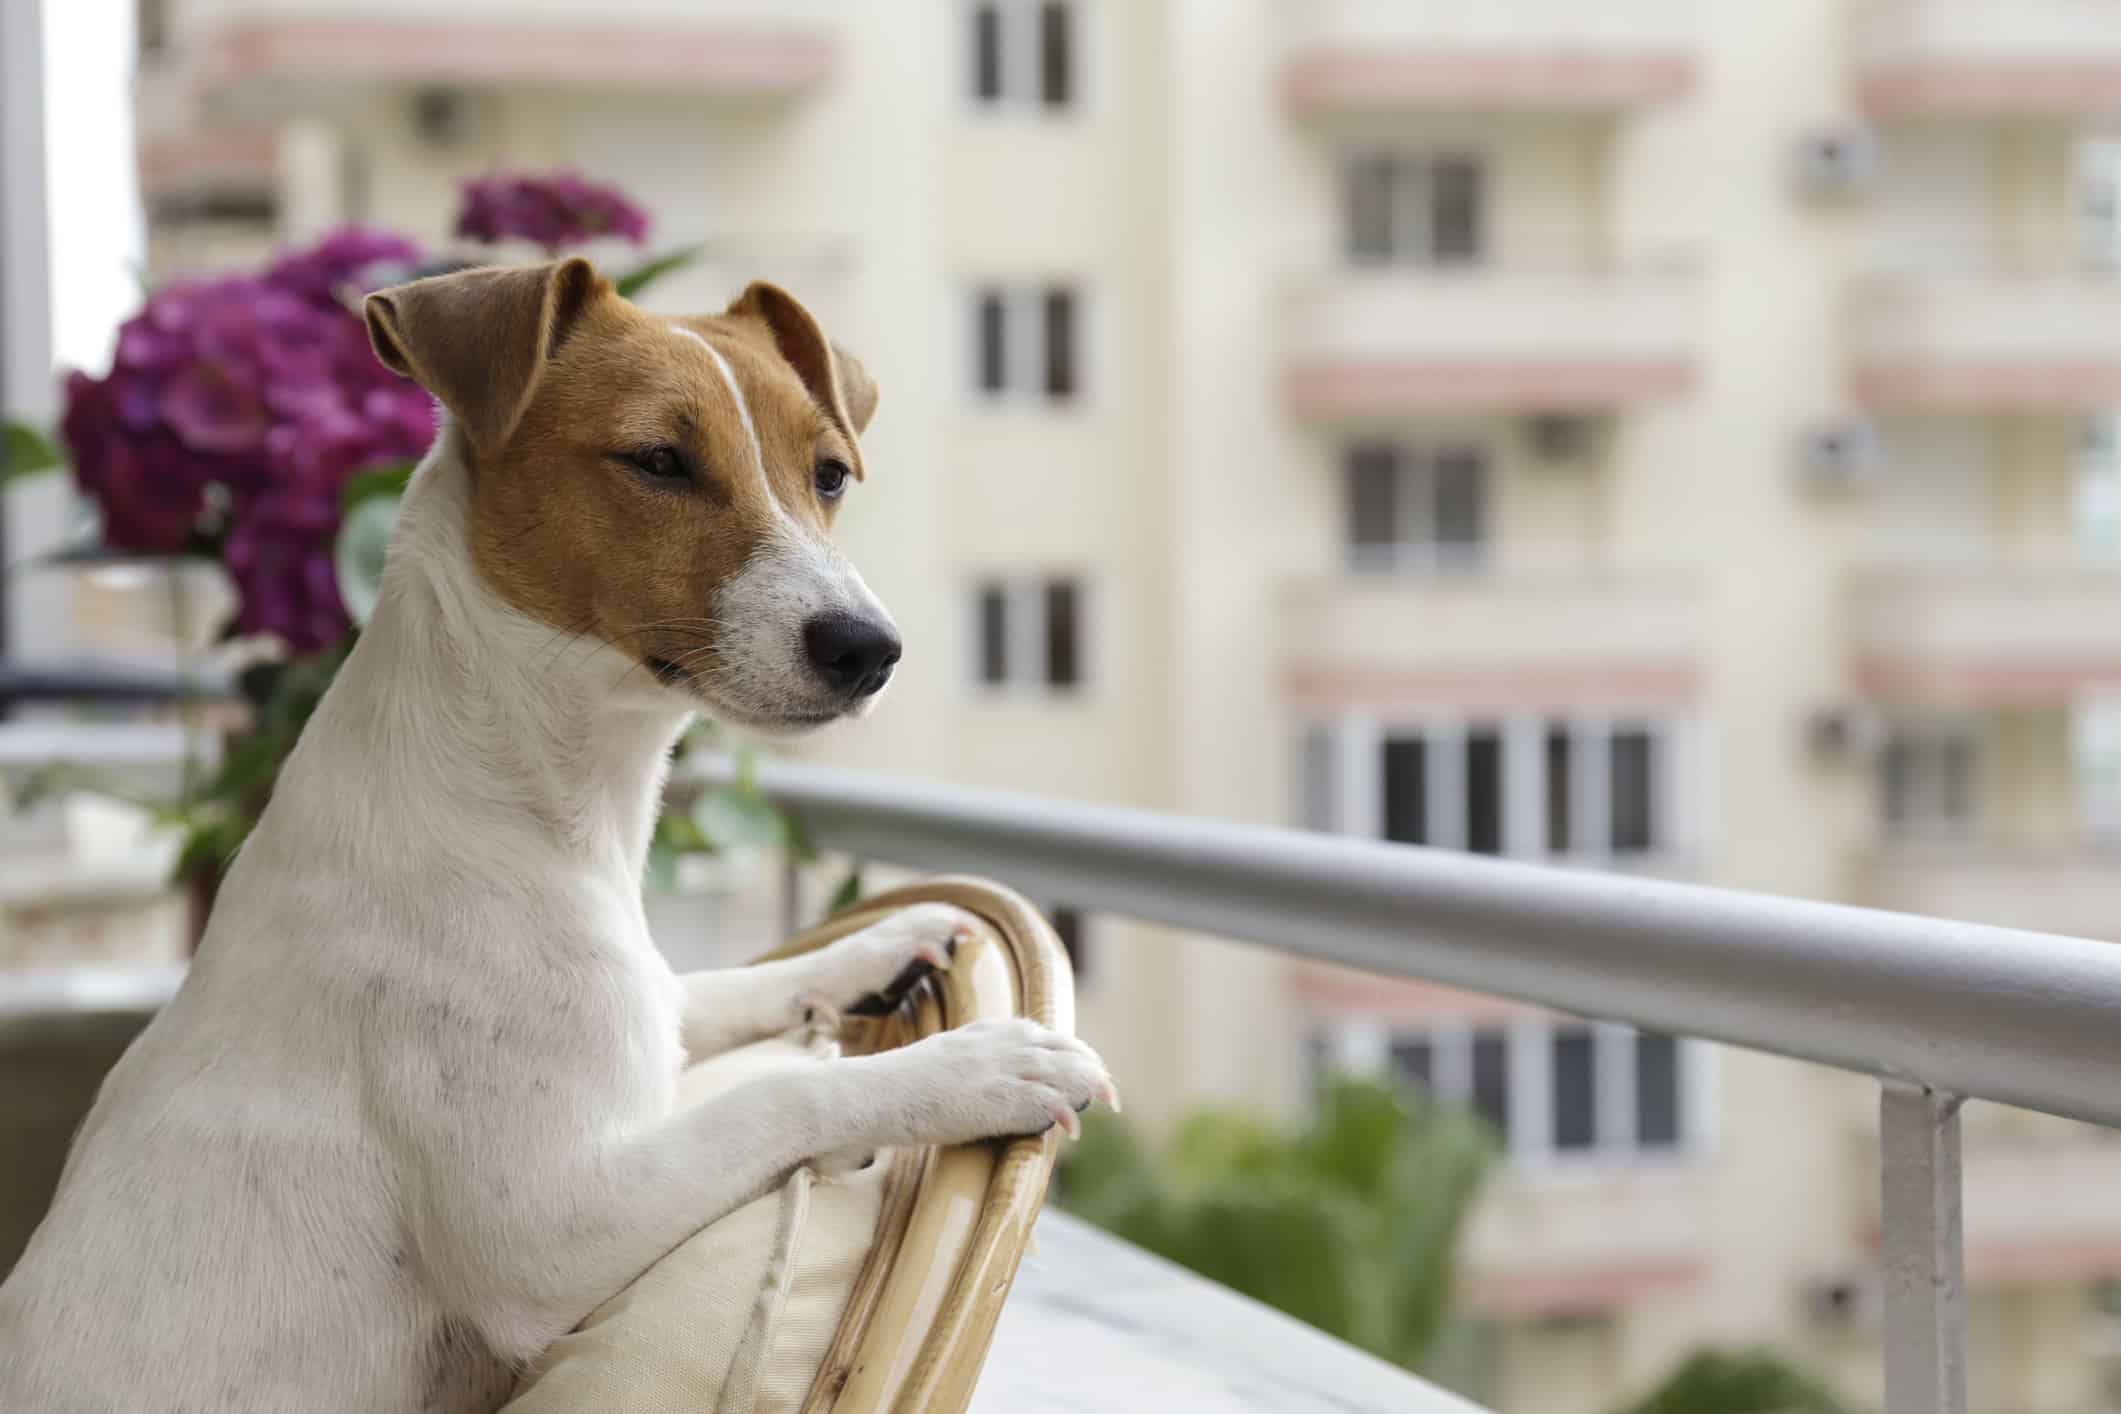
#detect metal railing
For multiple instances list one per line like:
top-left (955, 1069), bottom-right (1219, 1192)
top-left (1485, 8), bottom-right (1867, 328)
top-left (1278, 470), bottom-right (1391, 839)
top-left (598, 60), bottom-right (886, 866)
top-left (729, 756), bottom-right (2121, 1414)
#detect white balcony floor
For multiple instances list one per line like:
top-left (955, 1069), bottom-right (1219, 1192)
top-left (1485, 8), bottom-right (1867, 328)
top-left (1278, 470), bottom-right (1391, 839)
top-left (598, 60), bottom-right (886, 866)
top-left (977, 1210), bottom-right (1483, 1413)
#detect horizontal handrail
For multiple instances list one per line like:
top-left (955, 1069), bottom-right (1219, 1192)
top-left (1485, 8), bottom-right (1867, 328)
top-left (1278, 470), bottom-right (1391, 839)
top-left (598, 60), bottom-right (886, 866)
top-left (717, 757), bottom-right (2121, 1130)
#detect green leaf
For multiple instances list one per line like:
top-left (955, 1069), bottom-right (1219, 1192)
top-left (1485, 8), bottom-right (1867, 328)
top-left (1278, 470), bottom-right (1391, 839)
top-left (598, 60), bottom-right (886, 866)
top-left (1608, 1348), bottom-right (1855, 1414)
top-left (1059, 1077), bottom-right (1495, 1377)
top-left (4, 420), bottom-right (64, 480)
top-left (693, 783), bottom-right (789, 853)
top-left (643, 841), bottom-right (681, 892)
top-left (613, 245), bottom-right (704, 300)
top-left (333, 494), bottom-right (399, 627)
top-left (822, 866), bottom-right (864, 919)
top-left (341, 459), bottom-right (415, 512)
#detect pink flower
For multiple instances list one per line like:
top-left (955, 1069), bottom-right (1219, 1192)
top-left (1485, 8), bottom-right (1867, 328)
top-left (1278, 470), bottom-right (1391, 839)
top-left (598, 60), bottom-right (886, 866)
top-left (58, 225), bottom-right (441, 650)
top-left (222, 489), bottom-right (350, 655)
top-left (454, 171), bottom-right (650, 254)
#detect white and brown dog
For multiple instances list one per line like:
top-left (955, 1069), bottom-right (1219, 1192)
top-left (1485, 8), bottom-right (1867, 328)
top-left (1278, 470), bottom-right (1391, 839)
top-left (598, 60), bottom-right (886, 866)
top-left (0, 259), bottom-right (1115, 1413)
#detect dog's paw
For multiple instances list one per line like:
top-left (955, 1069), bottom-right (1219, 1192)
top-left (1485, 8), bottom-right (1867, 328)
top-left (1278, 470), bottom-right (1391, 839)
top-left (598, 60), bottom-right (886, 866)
top-left (881, 1018), bottom-right (1120, 1146)
top-left (809, 903), bottom-right (975, 1018)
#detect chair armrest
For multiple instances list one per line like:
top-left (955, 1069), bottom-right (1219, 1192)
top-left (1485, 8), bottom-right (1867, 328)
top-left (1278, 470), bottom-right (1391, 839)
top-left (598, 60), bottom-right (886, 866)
top-left (754, 877), bottom-right (1074, 1414)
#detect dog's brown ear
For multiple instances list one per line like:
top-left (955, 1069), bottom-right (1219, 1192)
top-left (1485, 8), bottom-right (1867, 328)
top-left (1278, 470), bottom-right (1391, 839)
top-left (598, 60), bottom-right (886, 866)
top-left (365, 258), bottom-right (606, 454)
top-left (728, 281), bottom-right (880, 449)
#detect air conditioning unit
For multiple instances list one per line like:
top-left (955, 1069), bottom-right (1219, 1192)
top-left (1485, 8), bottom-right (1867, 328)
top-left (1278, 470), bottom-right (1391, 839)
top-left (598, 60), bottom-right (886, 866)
top-left (1523, 414), bottom-right (1597, 464)
top-left (1807, 703), bottom-right (1887, 762)
top-left (1801, 1275), bottom-right (1882, 1332)
top-left (1794, 125), bottom-right (1882, 199)
top-left (410, 87), bottom-right (475, 148)
top-left (1798, 418), bottom-right (1882, 490)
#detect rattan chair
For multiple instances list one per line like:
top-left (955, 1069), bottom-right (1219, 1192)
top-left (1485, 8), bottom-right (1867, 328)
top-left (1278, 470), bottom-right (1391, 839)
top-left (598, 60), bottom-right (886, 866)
top-left (760, 877), bottom-right (1073, 1414)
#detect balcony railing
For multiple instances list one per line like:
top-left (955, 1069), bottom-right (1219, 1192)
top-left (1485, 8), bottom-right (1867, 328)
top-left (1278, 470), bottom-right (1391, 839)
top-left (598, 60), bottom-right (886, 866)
top-left (1852, 0), bottom-right (2121, 117)
top-left (1847, 276), bottom-right (2121, 409)
top-left (1281, 0), bottom-right (1698, 114)
top-left (1283, 271), bottom-right (1698, 418)
top-left (726, 756), bottom-right (2121, 1414)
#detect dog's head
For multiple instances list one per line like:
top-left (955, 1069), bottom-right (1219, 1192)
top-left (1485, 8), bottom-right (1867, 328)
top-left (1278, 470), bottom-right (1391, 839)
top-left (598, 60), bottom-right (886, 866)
top-left (364, 258), bottom-right (898, 732)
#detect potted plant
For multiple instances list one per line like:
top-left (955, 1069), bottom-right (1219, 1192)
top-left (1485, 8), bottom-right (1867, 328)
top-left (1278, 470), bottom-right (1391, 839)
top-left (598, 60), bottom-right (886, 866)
top-left (5, 172), bottom-right (807, 946)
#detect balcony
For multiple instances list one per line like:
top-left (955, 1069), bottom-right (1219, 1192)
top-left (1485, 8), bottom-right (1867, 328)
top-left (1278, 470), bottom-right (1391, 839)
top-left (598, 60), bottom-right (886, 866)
top-left (1848, 276), bottom-right (2121, 411)
top-left (1284, 272), bottom-right (1698, 419)
top-left (1859, 846), bottom-right (2121, 942)
top-left (162, 0), bottom-right (838, 105)
top-left (1844, 565), bottom-right (2121, 704)
top-left (1852, 0), bottom-right (2121, 118)
top-left (1282, 0), bottom-right (1698, 115)
top-left (1465, 1168), bottom-right (1707, 1317)
top-left (1280, 572), bottom-right (1701, 712)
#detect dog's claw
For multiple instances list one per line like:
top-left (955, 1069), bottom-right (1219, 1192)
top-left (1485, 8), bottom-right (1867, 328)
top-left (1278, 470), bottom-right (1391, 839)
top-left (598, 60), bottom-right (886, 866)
top-left (1100, 1079), bottom-right (1123, 1114)
top-left (1050, 1103), bottom-right (1083, 1141)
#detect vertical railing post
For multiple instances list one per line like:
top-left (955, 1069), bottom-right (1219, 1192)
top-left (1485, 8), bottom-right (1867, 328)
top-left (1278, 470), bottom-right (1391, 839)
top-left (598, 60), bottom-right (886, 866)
top-left (1879, 1083), bottom-right (1967, 1414)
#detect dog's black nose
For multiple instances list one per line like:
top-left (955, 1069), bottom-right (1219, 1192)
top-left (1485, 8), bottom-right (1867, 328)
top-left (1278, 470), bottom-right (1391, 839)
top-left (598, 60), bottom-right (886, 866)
top-left (803, 612), bottom-right (902, 696)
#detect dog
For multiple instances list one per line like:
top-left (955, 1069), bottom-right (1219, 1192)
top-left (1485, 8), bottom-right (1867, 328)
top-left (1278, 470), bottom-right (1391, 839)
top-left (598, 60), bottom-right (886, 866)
top-left (0, 259), bottom-right (1116, 1413)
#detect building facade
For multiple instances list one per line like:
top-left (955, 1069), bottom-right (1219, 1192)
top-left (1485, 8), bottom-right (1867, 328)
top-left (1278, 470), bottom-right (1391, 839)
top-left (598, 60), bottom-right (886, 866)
top-left (98, 1), bottom-right (2121, 1410)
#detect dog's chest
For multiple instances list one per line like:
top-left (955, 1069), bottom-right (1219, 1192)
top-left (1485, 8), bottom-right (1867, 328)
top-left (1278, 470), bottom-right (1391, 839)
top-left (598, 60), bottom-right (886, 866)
top-left (397, 883), bottom-right (684, 1128)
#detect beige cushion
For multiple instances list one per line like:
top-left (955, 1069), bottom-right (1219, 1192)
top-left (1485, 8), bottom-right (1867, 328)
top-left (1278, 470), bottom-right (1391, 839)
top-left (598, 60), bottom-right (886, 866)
top-left (502, 1030), bottom-right (889, 1414)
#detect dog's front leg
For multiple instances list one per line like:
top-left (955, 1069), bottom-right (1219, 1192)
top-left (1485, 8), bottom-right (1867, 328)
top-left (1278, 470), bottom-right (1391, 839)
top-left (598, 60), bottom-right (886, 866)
top-left (404, 1016), bottom-right (1112, 1365)
top-left (678, 902), bottom-right (974, 1059)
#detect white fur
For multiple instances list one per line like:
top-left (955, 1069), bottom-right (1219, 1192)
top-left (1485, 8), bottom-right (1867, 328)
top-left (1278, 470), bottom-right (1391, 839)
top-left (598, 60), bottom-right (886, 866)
top-left (0, 427), bottom-right (1111, 1413)
top-left (671, 324), bottom-right (768, 495)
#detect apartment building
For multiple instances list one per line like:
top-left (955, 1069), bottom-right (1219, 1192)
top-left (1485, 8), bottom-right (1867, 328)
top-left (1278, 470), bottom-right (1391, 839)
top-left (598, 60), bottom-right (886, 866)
top-left (82, 1), bottom-right (2121, 1411)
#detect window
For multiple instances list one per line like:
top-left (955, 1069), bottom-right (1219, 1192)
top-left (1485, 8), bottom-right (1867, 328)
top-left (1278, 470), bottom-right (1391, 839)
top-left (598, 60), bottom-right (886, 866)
top-left (2077, 415), bottom-right (2121, 559)
top-left (1298, 726), bottom-right (1338, 832)
top-left (137, 0), bottom-right (170, 61)
top-left (1359, 720), bottom-right (1676, 861)
top-left (969, 284), bottom-right (1083, 404)
top-left (1552, 1025), bottom-right (1597, 1151)
top-left (1880, 721), bottom-right (1977, 837)
top-left (971, 576), bottom-right (1086, 693)
top-left (1545, 726), bottom-right (1572, 854)
top-left (968, 0), bottom-right (1078, 112)
top-left (1348, 1020), bottom-right (1698, 1163)
top-left (1381, 737), bottom-right (1428, 845)
top-left (1343, 442), bottom-right (1489, 573)
top-left (1469, 1029), bottom-right (1510, 1140)
top-left (976, 584), bottom-right (1009, 686)
top-left (1635, 1031), bottom-right (1681, 1149)
top-left (1610, 729), bottom-right (1658, 854)
top-left (1344, 152), bottom-right (1487, 266)
top-left (2077, 699), bottom-right (2121, 841)
top-left (1390, 1035), bottom-right (1433, 1092)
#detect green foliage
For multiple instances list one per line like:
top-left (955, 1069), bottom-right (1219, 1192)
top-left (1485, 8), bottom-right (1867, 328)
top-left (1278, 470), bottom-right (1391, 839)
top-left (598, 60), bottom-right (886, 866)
top-left (1610, 1348), bottom-right (1857, 1414)
top-left (338, 459), bottom-right (415, 512)
top-left (613, 245), bottom-right (705, 300)
top-left (643, 724), bottom-right (804, 889)
top-left (172, 646), bottom-right (351, 880)
top-left (11, 645), bottom-right (349, 888)
top-left (823, 866), bottom-right (864, 919)
top-left (1060, 1078), bottom-right (1493, 1372)
top-left (4, 419), bottom-right (63, 480)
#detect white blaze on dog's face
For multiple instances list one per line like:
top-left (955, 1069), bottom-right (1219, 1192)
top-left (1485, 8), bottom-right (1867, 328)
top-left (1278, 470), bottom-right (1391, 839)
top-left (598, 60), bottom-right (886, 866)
top-left (363, 258), bottom-right (898, 730)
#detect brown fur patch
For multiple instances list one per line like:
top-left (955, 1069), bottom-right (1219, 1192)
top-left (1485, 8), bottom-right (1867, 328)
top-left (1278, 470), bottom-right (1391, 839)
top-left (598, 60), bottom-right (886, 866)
top-left (367, 263), bottom-right (872, 681)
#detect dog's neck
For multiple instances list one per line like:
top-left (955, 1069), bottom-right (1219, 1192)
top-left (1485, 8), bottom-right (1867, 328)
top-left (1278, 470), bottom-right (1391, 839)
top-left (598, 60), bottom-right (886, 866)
top-left (282, 427), bottom-right (692, 883)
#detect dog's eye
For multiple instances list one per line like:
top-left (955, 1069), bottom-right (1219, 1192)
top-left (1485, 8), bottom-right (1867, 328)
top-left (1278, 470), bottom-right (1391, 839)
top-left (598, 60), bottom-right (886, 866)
top-left (626, 446), bottom-right (688, 483)
top-left (813, 458), bottom-right (851, 501)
